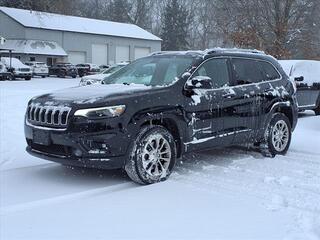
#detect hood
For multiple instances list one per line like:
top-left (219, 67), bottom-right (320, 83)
top-left (82, 73), bottom-right (110, 81)
top-left (31, 83), bottom-right (152, 106)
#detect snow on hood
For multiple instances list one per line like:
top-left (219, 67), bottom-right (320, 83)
top-left (82, 73), bottom-right (110, 81)
top-left (33, 83), bottom-right (152, 105)
top-left (0, 57), bottom-right (30, 69)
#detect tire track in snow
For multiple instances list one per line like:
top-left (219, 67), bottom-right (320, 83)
top-left (173, 150), bottom-right (320, 214)
top-left (0, 182), bottom-right (133, 215)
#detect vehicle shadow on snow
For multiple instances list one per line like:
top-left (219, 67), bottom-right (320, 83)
top-left (298, 111), bottom-right (316, 118)
top-left (32, 164), bottom-right (130, 186)
top-left (32, 146), bottom-right (261, 186)
top-left (176, 145), bottom-right (263, 174)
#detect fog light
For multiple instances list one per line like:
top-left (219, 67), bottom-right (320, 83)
top-left (73, 148), bottom-right (83, 157)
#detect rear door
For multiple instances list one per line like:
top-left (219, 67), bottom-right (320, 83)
top-left (228, 58), bottom-right (269, 144)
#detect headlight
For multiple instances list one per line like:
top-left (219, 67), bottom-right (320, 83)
top-left (74, 105), bottom-right (126, 118)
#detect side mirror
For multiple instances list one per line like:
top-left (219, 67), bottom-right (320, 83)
top-left (185, 76), bottom-right (213, 90)
top-left (294, 76), bottom-right (304, 82)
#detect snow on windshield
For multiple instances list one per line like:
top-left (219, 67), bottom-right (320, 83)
top-left (104, 56), bottom-right (194, 86)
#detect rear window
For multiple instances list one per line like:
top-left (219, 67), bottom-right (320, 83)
top-left (231, 58), bottom-right (280, 85)
top-left (232, 59), bottom-right (265, 84)
top-left (259, 61), bottom-right (281, 80)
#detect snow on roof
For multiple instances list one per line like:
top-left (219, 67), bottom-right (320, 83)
top-left (0, 7), bottom-right (161, 41)
top-left (0, 39), bottom-right (67, 56)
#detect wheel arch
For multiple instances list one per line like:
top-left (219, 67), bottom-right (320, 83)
top-left (268, 101), bottom-right (295, 129)
top-left (129, 108), bottom-right (186, 159)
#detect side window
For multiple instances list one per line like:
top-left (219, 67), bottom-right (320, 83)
top-left (194, 58), bottom-right (230, 88)
top-left (231, 59), bottom-right (265, 85)
top-left (258, 61), bottom-right (281, 80)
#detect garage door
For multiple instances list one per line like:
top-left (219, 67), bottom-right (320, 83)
top-left (116, 46), bottom-right (130, 63)
top-left (68, 51), bottom-right (86, 64)
top-left (92, 44), bottom-right (108, 65)
top-left (134, 47), bottom-right (151, 60)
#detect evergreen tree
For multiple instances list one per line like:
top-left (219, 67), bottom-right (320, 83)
top-left (106, 0), bottom-right (132, 23)
top-left (160, 0), bottom-right (190, 51)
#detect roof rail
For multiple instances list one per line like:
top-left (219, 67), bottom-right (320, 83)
top-left (149, 50), bottom-right (203, 57)
top-left (204, 48), bottom-right (265, 55)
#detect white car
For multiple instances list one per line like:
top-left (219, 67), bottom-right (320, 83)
top-left (0, 57), bottom-right (32, 80)
top-left (25, 62), bottom-right (49, 78)
top-left (79, 63), bottom-right (128, 86)
top-left (279, 60), bottom-right (320, 114)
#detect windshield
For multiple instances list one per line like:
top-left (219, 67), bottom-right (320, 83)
top-left (36, 63), bottom-right (47, 67)
top-left (102, 65), bottom-right (124, 75)
top-left (102, 56), bottom-right (194, 86)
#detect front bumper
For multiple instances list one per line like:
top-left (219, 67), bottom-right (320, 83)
top-left (25, 120), bottom-right (130, 169)
top-left (34, 72), bottom-right (49, 76)
top-left (15, 72), bottom-right (32, 77)
top-left (26, 146), bottom-right (125, 169)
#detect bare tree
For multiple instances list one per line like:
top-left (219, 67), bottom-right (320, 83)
top-left (216, 0), bottom-right (316, 59)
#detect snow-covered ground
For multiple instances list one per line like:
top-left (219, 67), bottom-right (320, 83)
top-left (0, 77), bottom-right (320, 240)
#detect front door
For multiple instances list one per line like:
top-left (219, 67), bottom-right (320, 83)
top-left (183, 58), bottom-right (232, 151)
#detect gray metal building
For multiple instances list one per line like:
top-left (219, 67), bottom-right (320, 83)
top-left (0, 7), bottom-right (161, 66)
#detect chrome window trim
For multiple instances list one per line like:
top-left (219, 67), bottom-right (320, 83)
top-left (184, 56), bottom-right (283, 91)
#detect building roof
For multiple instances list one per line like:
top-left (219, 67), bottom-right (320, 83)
top-left (0, 7), bottom-right (161, 41)
top-left (0, 39), bottom-right (67, 56)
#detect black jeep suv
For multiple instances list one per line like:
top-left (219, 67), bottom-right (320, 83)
top-left (49, 63), bottom-right (78, 78)
top-left (25, 49), bottom-right (298, 184)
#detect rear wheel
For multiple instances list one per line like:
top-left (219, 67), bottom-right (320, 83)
top-left (41, 75), bottom-right (46, 78)
top-left (125, 125), bottom-right (176, 185)
top-left (25, 76), bottom-right (31, 80)
top-left (314, 105), bottom-right (320, 116)
top-left (58, 71), bottom-right (66, 78)
top-left (260, 113), bottom-right (291, 157)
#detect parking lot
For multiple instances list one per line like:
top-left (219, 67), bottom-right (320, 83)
top-left (1, 77), bottom-right (320, 239)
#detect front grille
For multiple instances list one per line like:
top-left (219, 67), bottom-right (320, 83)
top-left (27, 103), bottom-right (71, 127)
top-left (18, 68), bottom-right (30, 72)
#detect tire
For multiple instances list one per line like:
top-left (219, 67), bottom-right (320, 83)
top-left (314, 105), bottom-right (320, 116)
top-left (25, 76), bottom-right (31, 81)
top-left (72, 75), bottom-right (76, 78)
top-left (41, 75), bottom-right (46, 78)
top-left (59, 71), bottom-right (66, 78)
top-left (125, 125), bottom-right (177, 185)
top-left (260, 113), bottom-right (292, 157)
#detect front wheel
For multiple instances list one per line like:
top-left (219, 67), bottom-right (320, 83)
top-left (260, 113), bottom-right (292, 157)
top-left (125, 125), bottom-right (177, 185)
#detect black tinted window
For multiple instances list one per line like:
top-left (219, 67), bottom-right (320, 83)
top-left (232, 59), bottom-right (265, 84)
top-left (194, 58), bottom-right (230, 88)
top-left (259, 61), bottom-right (281, 80)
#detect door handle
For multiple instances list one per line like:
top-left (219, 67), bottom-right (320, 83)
top-left (222, 92), bottom-right (236, 98)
